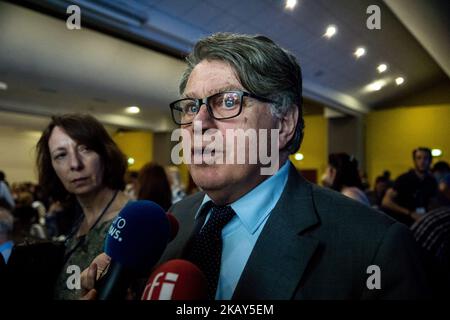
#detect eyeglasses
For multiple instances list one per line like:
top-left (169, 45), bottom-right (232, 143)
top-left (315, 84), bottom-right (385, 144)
top-left (169, 90), bottom-right (276, 125)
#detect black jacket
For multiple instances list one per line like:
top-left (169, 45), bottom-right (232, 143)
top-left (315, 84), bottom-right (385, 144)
top-left (160, 163), bottom-right (431, 299)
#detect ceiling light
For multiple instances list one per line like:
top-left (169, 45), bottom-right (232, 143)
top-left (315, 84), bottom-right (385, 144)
top-left (377, 64), bottom-right (387, 73)
top-left (324, 25), bottom-right (337, 38)
top-left (431, 149), bottom-right (442, 157)
top-left (127, 157), bottom-right (135, 165)
top-left (366, 80), bottom-right (385, 92)
top-left (354, 47), bottom-right (366, 58)
top-left (125, 106), bottom-right (140, 114)
top-left (294, 153), bottom-right (304, 161)
top-left (285, 0), bottom-right (297, 10)
top-left (0, 81), bottom-right (7, 90)
top-left (395, 77), bottom-right (405, 85)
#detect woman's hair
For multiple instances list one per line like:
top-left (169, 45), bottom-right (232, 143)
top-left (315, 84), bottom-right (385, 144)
top-left (328, 153), bottom-right (363, 191)
top-left (36, 113), bottom-right (127, 201)
top-left (137, 162), bottom-right (172, 211)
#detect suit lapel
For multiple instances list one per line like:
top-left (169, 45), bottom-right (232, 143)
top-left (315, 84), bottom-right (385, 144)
top-left (233, 164), bottom-right (320, 299)
top-left (159, 193), bottom-right (206, 262)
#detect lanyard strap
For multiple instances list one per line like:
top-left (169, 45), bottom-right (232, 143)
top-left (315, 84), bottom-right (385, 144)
top-left (87, 190), bottom-right (119, 233)
top-left (63, 190), bottom-right (119, 264)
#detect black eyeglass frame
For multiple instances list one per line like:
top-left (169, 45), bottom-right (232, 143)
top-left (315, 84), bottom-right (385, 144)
top-left (169, 90), bottom-right (276, 125)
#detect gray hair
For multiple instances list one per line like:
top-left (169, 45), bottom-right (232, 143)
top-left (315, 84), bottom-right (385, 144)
top-left (179, 33), bottom-right (304, 154)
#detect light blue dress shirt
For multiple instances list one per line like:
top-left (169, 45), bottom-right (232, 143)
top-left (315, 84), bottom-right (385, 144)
top-left (196, 161), bottom-right (290, 299)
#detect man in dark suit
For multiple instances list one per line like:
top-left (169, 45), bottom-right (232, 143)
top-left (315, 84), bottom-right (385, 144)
top-left (81, 33), bottom-right (430, 300)
top-left (159, 33), bottom-right (430, 299)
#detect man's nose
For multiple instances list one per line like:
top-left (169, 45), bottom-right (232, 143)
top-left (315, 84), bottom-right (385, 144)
top-left (193, 103), bottom-right (214, 127)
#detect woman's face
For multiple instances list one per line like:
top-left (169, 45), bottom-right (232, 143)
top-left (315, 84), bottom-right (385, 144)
top-left (48, 126), bottom-right (104, 196)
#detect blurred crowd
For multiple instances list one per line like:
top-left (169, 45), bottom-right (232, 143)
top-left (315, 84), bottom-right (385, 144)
top-left (1, 145), bottom-right (449, 297)
top-left (0, 164), bottom-right (195, 259)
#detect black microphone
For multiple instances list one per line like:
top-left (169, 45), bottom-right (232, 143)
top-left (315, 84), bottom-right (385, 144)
top-left (95, 200), bottom-right (170, 300)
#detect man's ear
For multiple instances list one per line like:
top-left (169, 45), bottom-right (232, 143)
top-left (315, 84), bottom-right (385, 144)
top-left (278, 105), bottom-right (299, 150)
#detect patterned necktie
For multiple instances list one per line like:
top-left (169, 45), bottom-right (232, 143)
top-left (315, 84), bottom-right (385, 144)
top-left (186, 204), bottom-right (236, 299)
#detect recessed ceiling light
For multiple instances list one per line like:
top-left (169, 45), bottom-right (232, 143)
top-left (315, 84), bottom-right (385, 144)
top-left (0, 81), bottom-right (8, 90)
top-left (294, 153), bottom-right (304, 161)
top-left (354, 47), bottom-right (366, 58)
top-left (377, 64), bottom-right (388, 73)
top-left (127, 157), bottom-right (135, 165)
top-left (285, 0), bottom-right (297, 10)
top-left (395, 77), bottom-right (405, 85)
top-left (126, 106), bottom-right (140, 114)
top-left (366, 80), bottom-right (385, 92)
top-left (324, 25), bottom-right (337, 38)
top-left (432, 149), bottom-right (442, 157)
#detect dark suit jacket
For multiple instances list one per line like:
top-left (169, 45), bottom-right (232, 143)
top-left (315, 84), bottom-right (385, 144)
top-left (160, 164), bottom-right (431, 299)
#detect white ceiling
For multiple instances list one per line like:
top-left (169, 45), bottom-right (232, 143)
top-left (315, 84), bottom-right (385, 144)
top-left (0, 0), bottom-right (448, 132)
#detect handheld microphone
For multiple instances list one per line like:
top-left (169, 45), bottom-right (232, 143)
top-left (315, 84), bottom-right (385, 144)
top-left (141, 259), bottom-right (208, 300)
top-left (96, 200), bottom-right (170, 300)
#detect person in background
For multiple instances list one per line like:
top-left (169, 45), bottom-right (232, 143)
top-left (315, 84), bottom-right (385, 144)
top-left (429, 161), bottom-right (450, 210)
top-left (0, 171), bottom-right (10, 188)
top-left (411, 175), bottom-right (450, 298)
top-left (366, 174), bottom-right (390, 209)
top-left (0, 171), bottom-right (15, 210)
top-left (124, 170), bottom-right (139, 200)
top-left (165, 166), bottom-right (186, 204)
top-left (136, 162), bottom-right (172, 211)
top-left (0, 201), bottom-right (14, 264)
top-left (359, 170), bottom-right (370, 192)
top-left (431, 161), bottom-right (450, 185)
top-left (12, 191), bottom-right (39, 241)
top-left (382, 147), bottom-right (438, 226)
top-left (36, 113), bottom-right (129, 299)
top-left (322, 153), bottom-right (370, 205)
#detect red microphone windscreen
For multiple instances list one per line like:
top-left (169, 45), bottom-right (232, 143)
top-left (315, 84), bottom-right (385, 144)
top-left (166, 213), bottom-right (179, 242)
top-left (141, 259), bottom-right (208, 300)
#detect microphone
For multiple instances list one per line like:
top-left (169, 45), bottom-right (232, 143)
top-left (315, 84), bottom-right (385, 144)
top-left (167, 212), bottom-right (179, 242)
top-left (141, 259), bottom-right (208, 300)
top-left (96, 200), bottom-right (170, 300)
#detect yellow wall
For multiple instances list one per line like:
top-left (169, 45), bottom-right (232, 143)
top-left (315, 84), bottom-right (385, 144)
top-left (113, 131), bottom-right (153, 171)
top-left (0, 127), bottom-right (41, 183)
top-left (366, 104), bottom-right (450, 185)
top-left (290, 115), bottom-right (328, 180)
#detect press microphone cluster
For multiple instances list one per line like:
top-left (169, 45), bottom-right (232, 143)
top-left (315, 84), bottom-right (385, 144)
top-left (94, 200), bottom-right (208, 300)
top-left (95, 200), bottom-right (171, 300)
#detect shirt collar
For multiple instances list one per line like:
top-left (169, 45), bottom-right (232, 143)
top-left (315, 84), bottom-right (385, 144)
top-left (196, 161), bottom-right (291, 234)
